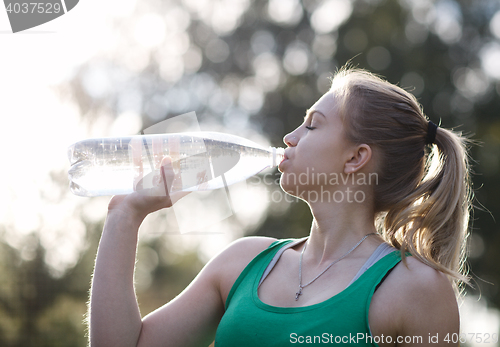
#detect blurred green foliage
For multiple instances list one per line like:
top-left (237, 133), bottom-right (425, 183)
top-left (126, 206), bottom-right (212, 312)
top-left (2, 0), bottom-right (500, 345)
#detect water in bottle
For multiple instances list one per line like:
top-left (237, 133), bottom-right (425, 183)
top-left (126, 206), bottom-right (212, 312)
top-left (67, 132), bottom-right (285, 197)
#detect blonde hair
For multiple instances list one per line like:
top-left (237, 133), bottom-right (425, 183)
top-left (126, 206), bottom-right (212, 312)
top-left (330, 67), bottom-right (472, 292)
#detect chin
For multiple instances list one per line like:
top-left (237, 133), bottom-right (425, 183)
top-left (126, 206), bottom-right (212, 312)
top-left (279, 174), bottom-right (307, 200)
top-left (279, 172), bottom-right (295, 193)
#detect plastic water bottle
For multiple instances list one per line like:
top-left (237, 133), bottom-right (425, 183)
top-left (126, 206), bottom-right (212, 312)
top-left (67, 132), bottom-right (285, 197)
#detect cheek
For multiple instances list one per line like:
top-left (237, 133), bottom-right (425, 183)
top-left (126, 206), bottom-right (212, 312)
top-left (299, 147), bottom-right (339, 173)
top-left (305, 157), bottom-right (347, 187)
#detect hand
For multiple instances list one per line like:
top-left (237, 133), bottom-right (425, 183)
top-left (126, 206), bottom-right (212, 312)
top-left (108, 155), bottom-right (190, 221)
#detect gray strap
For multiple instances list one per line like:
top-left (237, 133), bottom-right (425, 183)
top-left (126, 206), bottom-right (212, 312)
top-left (346, 242), bottom-right (397, 287)
top-left (258, 240), bottom-right (396, 289)
top-left (258, 237), bottom-right (307, 288)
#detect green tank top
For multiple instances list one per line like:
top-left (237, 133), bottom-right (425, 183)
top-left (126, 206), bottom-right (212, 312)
top-left (214, 239), bottom-right (403, 347)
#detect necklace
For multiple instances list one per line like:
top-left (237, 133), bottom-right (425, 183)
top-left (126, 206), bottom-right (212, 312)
top-left (295, 233), bottom-right (377, 301)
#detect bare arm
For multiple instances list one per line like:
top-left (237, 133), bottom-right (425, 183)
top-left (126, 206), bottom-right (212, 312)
top-left (88, 155), bottom-right (202, 346)
top-left (90, 205), bottom-right (275, 347)
top-left (370, 258), bottom-right (460, 347)
top-left (396, 262), bottom-right (460, 347)
top-left (88, 157), bottom-right (276, 347)
top-left (89, 207), bottom-right (144, 347)
top-left (89, 155), bottom-right (185, 346)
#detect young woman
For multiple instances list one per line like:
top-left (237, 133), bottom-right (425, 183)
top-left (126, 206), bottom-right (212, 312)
top-left (89, 67), bottom-right (471, 346)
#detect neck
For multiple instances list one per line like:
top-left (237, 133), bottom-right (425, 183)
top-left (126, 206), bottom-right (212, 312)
top-left (304, 198), bottom-right (381, 265)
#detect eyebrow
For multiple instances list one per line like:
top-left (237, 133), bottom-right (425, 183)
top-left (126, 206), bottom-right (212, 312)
top-left (304, 109), bottom-right (326, 121)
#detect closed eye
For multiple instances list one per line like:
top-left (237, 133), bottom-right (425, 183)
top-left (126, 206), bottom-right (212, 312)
top-left (305, 126), bottom-right (316, 130)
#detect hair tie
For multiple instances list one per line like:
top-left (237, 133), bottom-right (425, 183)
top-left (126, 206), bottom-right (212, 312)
top-left (426, 121), bottom-right (438, 145)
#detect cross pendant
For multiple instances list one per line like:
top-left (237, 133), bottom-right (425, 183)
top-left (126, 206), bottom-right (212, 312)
top-left (295, 287), bottom-right (302, 301)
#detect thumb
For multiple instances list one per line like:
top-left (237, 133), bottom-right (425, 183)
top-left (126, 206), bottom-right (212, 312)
top-left (160, 156), bottom-right (176, 196)
top-left (160, 156), bottom-right (191, 203)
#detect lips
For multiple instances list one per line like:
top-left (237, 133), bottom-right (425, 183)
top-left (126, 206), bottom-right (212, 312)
top-left (278, 150), bottom-right (291, 172)
top-left (285, 148), bottom-right (292, 158)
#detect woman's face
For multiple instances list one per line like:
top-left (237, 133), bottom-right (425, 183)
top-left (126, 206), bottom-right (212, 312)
top-left (279, 91), bottom-right (355, 197)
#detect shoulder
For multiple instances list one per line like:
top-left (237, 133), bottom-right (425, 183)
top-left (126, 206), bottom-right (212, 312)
top-left (370, 255), bottom-right (459, 341)
top-left (220, 236), bottom-right (280, 259)
top-left (212, 236), bottom-right (280, 272)
top-left (205, 236), bottom-right (279, 304)
top-left (390, 256), bottom-right (457, 305)
top-left (206, 236), bottom-right (279, 272)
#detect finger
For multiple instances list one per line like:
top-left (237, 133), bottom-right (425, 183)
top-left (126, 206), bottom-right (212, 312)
top-left (169, 135), bottom-right (181, 178)
top-left (136, 155), bottom-right (174, 198)
top-left (136, 155), bottom-right (190, 205)
top-left (152, 136), bottom-right (163, 169)
top-left (130, 137), bottom-right (144, 191)
top-left (160, 156), bottom-right (174, 197)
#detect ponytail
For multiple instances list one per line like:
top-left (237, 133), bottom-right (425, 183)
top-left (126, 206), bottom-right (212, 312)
top-left (384, 126), bottom-right (472, 291)
top-left (331, 67), bottom-right (472, 292)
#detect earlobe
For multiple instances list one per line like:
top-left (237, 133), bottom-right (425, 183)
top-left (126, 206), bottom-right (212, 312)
top-left (344, 144), bottom-right (372, 174)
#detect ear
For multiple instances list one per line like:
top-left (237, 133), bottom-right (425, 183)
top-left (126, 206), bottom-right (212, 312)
top-left (344, 144), bottom-right (372, 174)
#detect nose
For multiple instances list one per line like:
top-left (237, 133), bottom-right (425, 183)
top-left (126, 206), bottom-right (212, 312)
top-left (283, 132), bottom-right (298, 147)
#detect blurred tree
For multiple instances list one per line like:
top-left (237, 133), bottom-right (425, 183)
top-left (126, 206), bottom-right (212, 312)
top-left (0, 228), bottom-right (90, 347)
